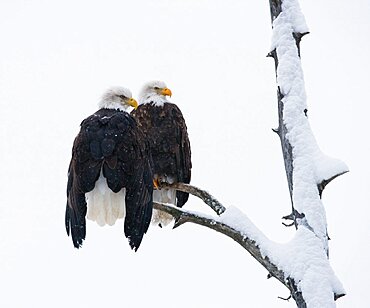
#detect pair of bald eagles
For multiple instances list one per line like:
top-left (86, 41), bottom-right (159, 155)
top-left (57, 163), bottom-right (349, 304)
top-left (65, 81), bottom-right (191, 251)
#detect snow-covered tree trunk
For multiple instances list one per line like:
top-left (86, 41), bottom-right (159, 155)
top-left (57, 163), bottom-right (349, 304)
top-left (267, 0), bottom-right (348, 305)
top-left (154, 1), bottom-right (347, 307)
top-left (268, 0), bottom-right (348, 254)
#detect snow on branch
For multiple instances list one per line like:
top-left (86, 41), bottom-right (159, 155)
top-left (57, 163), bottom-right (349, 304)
top-left (154, 201), bottom-right (285, 285)
top-left (160, 182), bottom-right (226, 215)
top-left (154, 183), bottom-right (345, 306)
top-left (268, 0), bottom-right (347, 306)
top-left (269, 0), bottom-right (348, 250)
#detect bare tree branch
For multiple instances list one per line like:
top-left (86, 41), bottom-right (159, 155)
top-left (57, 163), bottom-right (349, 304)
top-left (318, 171), bottom-right (349, 198)
top-left (159, 182), bottom-right (226, 215)
top-left (278, 294), bottom-right (292, 301)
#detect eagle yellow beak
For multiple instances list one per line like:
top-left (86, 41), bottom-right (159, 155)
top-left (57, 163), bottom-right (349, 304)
top-left (128, 98), bottom-right (138, 110)
top-left (161, 87), bottom-right (172, 97)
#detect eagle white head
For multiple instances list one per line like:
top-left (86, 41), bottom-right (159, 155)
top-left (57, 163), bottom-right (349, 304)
top-left (139, 80), bottom-right (172, 107)
top-left (99, 87), bottom-right (138, 111)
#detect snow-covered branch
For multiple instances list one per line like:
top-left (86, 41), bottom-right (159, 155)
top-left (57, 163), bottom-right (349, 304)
top-left (268, 0), bottom-right (348, 250)
top-left (154, 201), bottom-right (285, 286)
top-left (268, 0), bottom-right (347, 306)
top-left (160, 182), bottom-right (226, 215)
top-left (154, 184), bottom-right (343, 306)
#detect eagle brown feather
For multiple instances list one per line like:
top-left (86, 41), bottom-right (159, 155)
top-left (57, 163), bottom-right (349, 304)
top-left (131, 102), bottom-right (191, 207)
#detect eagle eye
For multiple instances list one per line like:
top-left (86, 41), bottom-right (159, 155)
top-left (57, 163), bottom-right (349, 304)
top-left (119, 95), bottom-right (127, 99)
top-left (153, 86), bottom-right (159, 90)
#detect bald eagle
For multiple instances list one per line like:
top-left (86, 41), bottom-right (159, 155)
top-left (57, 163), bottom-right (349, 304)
top-left (65, 87), bottom-right (153, 251)
top-left (131, 81), bottom-right (191, 225)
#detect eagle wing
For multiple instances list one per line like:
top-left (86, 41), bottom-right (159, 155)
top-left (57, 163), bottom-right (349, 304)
top-left (131, 103), bottom-right (192, 207)
top-left (116, 123), bottom-right (153, 250)
top-left (171, 104), bottom-right (192, 207)
top-left (65, 109), bottom-right (153, 250)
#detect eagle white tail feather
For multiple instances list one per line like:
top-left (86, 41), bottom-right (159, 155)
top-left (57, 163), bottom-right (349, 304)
top-left (152, 188), bottom-right (176, 226)
top-left (86, 173), bottom-right (126, 226)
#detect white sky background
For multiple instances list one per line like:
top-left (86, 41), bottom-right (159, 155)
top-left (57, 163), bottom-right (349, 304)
top-left (0, 0), bottom-right (369, 307)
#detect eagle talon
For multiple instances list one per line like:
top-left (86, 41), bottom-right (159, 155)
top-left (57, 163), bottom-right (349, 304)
top-left (153, 179), bottom-right (161, 190)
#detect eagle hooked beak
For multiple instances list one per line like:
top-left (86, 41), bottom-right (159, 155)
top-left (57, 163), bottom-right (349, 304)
top-left (161, 87), bottom-right (172, 97)
top-left (128, 98), bottom-right (138, 110)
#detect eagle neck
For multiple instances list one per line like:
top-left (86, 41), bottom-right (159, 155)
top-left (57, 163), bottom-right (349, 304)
top-left (140, 95), bottom-right (169, 107)
top-left (98, 101), bottom-right (127, 111)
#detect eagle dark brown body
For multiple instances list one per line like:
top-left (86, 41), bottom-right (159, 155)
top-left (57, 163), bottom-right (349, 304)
top-left (66, 108), bottom-right (153, 250)
top-left (131, 102), bottom-right (191, 207)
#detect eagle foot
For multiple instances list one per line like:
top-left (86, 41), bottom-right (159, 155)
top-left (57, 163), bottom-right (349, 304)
top-left (153, 179), bottom-right (161, 190)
